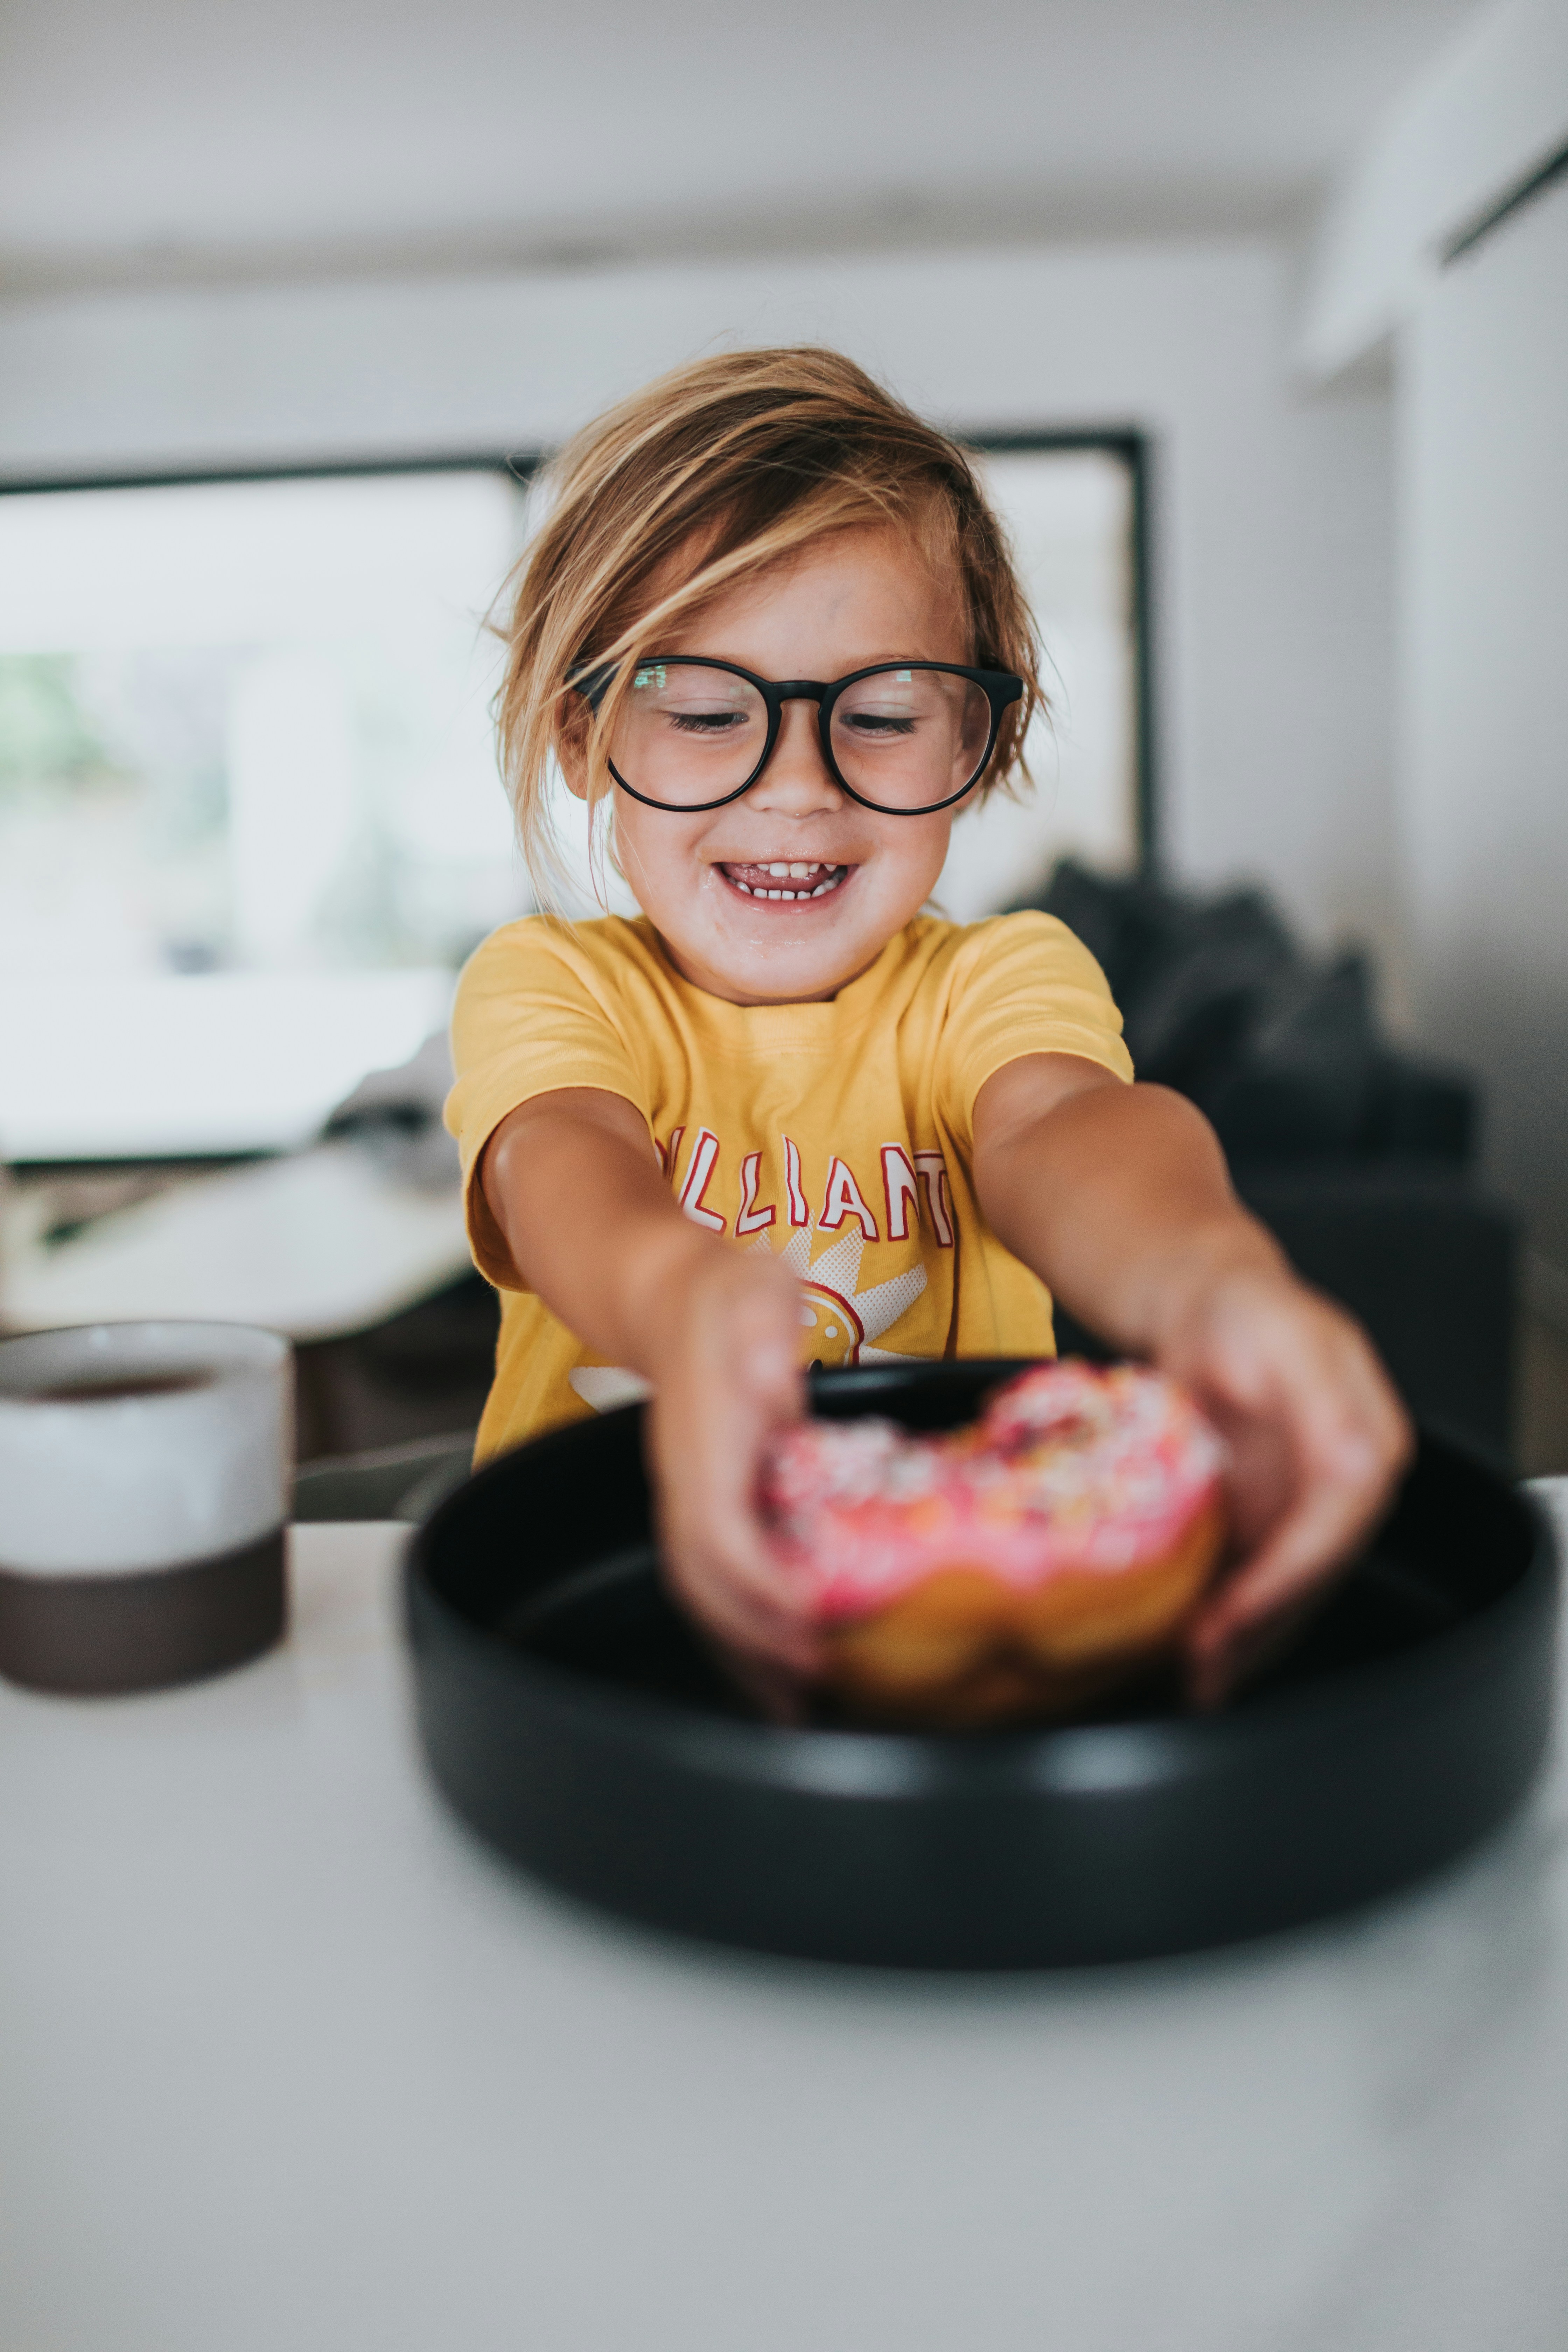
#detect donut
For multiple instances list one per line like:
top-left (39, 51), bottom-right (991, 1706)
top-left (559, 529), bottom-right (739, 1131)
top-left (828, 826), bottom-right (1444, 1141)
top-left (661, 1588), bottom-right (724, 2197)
top-left (761, 1362), bottom-right (1226, 1724)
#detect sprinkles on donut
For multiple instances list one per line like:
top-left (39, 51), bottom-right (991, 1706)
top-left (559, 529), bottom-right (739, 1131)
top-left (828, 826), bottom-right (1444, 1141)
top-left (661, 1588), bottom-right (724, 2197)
top-left (761, 1362), bottom-right (1227, 1724)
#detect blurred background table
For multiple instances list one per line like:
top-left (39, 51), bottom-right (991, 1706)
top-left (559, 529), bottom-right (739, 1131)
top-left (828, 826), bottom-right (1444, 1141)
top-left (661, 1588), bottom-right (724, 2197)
top-left (1, 1140), bottom-right (470, 1342)
top-left (0, 1489), bottom-right (1563, 2352)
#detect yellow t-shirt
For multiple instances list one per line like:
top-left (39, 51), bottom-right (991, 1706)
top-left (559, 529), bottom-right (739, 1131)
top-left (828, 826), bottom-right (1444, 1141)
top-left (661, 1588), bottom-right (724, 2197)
top-left (446, 910), bottom-right (1133, 1460)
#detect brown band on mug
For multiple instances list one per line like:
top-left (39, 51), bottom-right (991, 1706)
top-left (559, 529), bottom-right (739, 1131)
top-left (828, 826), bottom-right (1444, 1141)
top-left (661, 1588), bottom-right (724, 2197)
top-left (0, 1527), bottom-right (287, 1697)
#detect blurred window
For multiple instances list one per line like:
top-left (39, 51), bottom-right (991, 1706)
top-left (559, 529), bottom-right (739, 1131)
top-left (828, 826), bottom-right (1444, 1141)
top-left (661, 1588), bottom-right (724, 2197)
top-left (0, 466), bottom-right (528, 1159)
top-left (0, 467), bottom-right (527, 982)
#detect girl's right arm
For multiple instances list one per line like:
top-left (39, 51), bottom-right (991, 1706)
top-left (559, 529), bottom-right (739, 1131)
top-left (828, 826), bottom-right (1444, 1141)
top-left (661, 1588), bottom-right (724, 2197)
top-left (480, 1091), bottom-right (817, 1668)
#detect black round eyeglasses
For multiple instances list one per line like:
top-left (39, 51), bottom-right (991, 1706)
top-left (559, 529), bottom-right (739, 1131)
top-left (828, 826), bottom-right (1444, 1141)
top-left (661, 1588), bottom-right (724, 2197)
top-left (572, 656), bottom-right (1024, 816)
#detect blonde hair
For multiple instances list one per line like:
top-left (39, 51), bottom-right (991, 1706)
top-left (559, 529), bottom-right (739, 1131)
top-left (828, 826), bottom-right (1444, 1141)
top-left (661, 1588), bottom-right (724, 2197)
top-left (494, 346), bottom-right (1043, 902)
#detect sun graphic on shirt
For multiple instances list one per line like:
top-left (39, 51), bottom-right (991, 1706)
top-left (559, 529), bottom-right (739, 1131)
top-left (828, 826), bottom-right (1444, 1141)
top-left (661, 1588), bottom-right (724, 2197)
top-left (566, 1222), bottom-right (928, 1413)
top-left (758, 1222), bottom-right (927, 1371)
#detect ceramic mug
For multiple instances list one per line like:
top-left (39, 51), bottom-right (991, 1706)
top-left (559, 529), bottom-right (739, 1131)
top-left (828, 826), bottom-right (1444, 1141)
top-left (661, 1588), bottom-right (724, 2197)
top-left (0, 1321), bottom-right (292, 1696)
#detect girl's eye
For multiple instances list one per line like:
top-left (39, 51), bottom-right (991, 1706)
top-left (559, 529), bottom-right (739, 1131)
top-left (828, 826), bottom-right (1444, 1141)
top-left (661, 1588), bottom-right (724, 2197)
top-left (841, 709), bottom-right (918, 736)
top-left (668, 708), bottom-right (749, 735)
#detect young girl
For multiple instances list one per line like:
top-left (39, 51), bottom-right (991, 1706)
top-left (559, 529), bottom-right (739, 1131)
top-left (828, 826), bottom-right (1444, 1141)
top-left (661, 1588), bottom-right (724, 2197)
top-left (447, 346), bottom-right (1409, 1703)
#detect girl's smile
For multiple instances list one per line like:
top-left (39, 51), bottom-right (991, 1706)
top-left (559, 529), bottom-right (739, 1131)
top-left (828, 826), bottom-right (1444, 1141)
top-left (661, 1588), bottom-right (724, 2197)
top-left (714, 859), bottom-right (850, 902)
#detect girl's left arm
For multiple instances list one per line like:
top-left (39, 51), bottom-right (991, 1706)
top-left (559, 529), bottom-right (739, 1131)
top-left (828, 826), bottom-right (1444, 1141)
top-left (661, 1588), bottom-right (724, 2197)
top-left (971, 1054), bottom-right (1414, 1703)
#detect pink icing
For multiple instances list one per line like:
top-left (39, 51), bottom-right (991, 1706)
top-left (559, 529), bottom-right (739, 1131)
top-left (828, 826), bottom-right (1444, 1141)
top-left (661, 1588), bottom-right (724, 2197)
top-left (761, 1362), bottom-right (1224, 1622)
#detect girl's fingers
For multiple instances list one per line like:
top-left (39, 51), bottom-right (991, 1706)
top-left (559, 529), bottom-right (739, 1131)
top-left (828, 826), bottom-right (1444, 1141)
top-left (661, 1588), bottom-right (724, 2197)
top-left (659, 1520), bottom-right (817, 1670)
top-left (664, 1438), bottom-right (810, 1618)
top-left (649, 1270), bottom-right (818, 1672)
top-left (1186, 1481), bottom-right (1377, 1707)
top-left (663, 1535), bottom-right (819, 1670)
top-left (662, 1473), bottom-right (818, 1658)
top-left (1185, 1338), bottom-right (1412, 1706)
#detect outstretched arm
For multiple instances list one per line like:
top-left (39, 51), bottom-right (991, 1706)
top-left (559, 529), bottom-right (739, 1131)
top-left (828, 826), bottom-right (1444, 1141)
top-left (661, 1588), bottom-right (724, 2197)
top-left (972, 1054), bottom-right (1413, 1702)
top-left (480, 1090), bottom-right (816, 1667)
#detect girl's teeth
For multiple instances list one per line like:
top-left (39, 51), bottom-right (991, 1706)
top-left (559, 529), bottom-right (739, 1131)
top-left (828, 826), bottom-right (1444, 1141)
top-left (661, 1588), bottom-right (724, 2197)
top-left (723, 862), bottom-right (846, 901)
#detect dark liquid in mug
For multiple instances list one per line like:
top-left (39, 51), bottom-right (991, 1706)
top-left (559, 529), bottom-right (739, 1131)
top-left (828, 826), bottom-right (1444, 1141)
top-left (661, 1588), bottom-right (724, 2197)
top-left (25, 1370), bottom-right (217, 1404)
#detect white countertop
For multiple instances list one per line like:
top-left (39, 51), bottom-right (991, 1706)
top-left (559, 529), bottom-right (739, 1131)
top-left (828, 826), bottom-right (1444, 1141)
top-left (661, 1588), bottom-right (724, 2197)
top-left (2, 1490), bottom-right (1565, 2352)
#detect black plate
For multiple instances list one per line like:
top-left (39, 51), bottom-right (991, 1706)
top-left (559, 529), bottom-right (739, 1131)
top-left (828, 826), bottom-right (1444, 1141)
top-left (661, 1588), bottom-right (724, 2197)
top-left (406, 1361), bottom-right (1560, 1968)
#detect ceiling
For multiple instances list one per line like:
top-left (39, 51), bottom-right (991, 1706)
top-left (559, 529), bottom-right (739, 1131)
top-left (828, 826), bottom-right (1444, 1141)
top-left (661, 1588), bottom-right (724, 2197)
top-left (0, 0), bottom-right (1480, 292)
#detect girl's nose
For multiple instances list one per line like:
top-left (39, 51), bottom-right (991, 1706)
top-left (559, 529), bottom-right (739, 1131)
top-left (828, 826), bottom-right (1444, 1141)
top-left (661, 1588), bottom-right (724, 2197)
top-left (748, 699), bottom-right (844, 816)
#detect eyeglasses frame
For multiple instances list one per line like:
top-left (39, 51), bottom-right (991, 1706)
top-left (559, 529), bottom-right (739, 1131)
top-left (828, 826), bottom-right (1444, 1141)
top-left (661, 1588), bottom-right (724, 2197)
top-left (572, 656), bottom-right (1025, 816)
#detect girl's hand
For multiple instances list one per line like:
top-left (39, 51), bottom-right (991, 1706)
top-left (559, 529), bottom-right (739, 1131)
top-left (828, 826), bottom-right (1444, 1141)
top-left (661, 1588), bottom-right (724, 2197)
top-left (482, 1090), bottom-right (816, 1675)
top-left (643, 1241), bottom-right (819, 1673)
top-left (1150, 1256), bottom-right (1415, 1706)
top-left (973, 1067), bottom-right (1416, 1709)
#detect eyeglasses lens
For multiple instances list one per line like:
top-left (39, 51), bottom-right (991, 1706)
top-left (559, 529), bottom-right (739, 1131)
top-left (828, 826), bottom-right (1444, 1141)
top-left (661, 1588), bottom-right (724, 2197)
top-left (829, 669), bottom-right (993, 809)
top-left (610, 664), bottom-right (768, 806)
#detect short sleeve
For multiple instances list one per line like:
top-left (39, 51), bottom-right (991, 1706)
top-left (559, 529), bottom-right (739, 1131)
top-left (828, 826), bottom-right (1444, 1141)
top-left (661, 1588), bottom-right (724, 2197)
top-left (933, 910), bottom-right (1133, 1150)
top-left (444, 919), bottom-right (650, 1289)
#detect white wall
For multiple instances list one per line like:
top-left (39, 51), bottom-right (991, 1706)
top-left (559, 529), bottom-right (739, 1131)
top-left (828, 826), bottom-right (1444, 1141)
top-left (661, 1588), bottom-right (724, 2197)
top-left (0, 240), bottom-right (1396, 954)
top-left (1399, 174), bottom-right (1568, 1286)
top-left (1300, 0), bottom-right (1568, 1296)
top-left (1300, 0), bottom-right (1568, 379)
